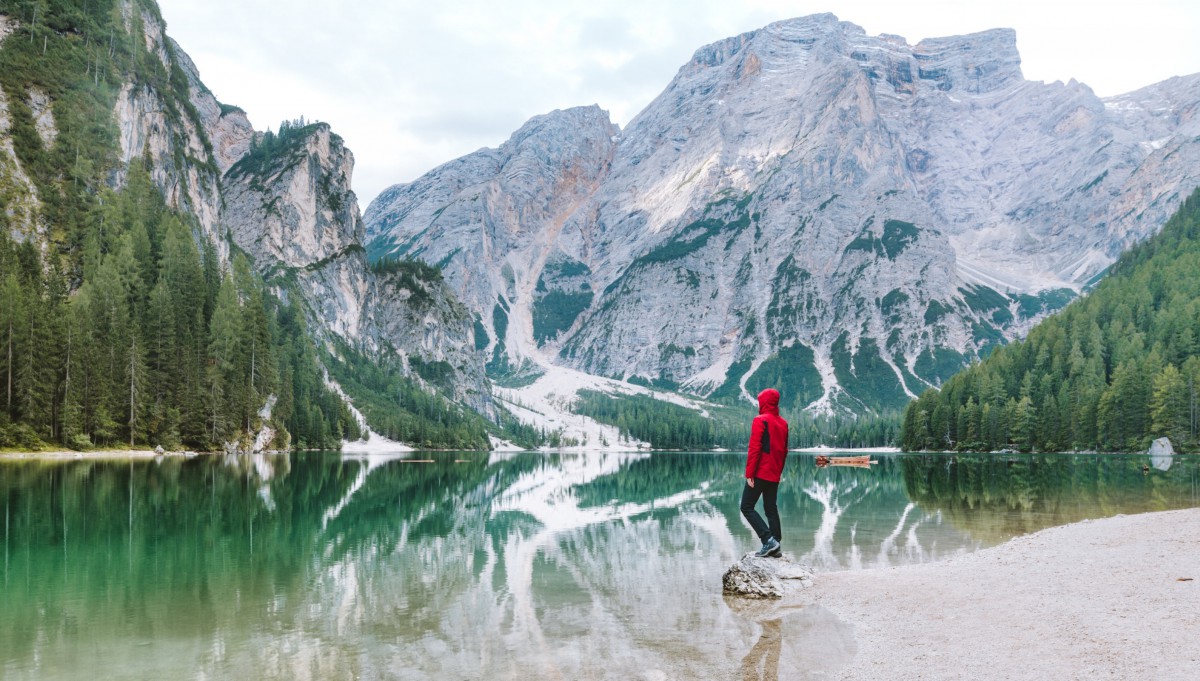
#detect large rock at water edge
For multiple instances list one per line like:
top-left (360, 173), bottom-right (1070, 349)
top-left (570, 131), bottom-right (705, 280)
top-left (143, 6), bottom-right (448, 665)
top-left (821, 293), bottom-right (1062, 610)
top-left (1148, 437), bottom-right (1175, 457)
top-left (722, 553), bottom-right (814, 599)
top-left (1149, 437), bottom-right (1175, 472)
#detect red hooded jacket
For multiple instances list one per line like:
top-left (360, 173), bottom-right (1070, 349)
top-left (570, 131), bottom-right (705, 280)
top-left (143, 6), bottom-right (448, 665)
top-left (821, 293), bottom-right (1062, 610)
top-left (746, 388), bottom-right (789, 482)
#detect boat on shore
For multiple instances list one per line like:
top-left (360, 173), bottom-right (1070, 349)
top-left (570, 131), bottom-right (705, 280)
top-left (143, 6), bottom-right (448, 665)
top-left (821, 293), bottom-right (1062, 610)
top-left (815, 454), bottom-right (877, 469)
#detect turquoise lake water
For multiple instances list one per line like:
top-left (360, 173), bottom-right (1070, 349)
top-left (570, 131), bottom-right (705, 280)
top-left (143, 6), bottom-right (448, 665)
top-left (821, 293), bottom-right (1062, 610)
top-left (1, 451), bottom-right (1197, 679)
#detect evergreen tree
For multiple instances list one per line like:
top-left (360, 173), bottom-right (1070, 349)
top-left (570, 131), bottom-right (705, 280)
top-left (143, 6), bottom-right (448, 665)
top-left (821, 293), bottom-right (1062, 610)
top-left (206, 273), bottom-right (242, 444)
top-left (0, 273), bottom-right (23, 418)
top-left (1150, 364), bottom-right (1188, 445)
top-left (901, 189), bottom-right (1200, 452)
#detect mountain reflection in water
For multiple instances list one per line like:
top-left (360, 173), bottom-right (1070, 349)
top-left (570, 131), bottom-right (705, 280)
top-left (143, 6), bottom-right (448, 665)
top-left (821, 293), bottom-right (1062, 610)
top-left (0, 451), bottom-right (1196, 679)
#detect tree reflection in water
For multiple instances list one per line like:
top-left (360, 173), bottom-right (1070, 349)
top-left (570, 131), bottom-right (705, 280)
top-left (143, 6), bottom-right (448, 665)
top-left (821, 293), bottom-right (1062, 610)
top-left (0, 451), bottom-right (1194, 679)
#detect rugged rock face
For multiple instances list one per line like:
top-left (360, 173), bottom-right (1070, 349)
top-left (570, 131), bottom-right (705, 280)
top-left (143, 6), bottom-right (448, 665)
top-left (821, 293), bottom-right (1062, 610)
top-left (27, 87), bottom-right (56, 148)
top-left (0, 16), bottom-right (41, 238)
top-left (223, 124), bottom-right (361, 272)
top-left (722, 553), bottom-right (815, 599)
top-left (171, 39), bottom-right (254, 175)
top-left (366, 14), bottom-right (1200, 414)
top-left (1148, 437), bottom-right (1174, 472)
top-left (112, 2), bottom-right (228, 243)
top-left (220, 124), bottom-right (491, 412)
top-left (366, 105), bottom-right (619, 373)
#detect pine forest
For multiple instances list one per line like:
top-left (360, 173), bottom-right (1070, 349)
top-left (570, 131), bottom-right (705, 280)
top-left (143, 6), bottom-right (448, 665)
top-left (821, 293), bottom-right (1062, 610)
top-left (901, 189), bottom-right (1200, 453)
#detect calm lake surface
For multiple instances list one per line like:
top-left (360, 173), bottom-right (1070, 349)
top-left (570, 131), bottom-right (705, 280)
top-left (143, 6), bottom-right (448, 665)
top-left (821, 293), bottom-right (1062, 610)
top-left (1, 451), bottom-right (1197, 679)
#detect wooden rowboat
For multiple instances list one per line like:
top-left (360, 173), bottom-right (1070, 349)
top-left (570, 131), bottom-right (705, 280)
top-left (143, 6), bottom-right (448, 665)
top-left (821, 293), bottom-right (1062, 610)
top-left (815, 455), bottom-right (878, 469)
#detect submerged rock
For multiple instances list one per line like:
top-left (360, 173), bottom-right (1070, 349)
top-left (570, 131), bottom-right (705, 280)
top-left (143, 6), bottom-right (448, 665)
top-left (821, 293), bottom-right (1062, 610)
top-left (722, 553), bottom-right (814, 599)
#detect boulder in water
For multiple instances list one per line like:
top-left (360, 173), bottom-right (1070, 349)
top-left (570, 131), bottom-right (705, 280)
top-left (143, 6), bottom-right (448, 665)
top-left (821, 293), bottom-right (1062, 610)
top-left (1148, 437), bottom-right (1175, 457)
top-left (1148, 437), bottom-right (1175, 471)
top-left (722, 553), bottom-right (814, 599)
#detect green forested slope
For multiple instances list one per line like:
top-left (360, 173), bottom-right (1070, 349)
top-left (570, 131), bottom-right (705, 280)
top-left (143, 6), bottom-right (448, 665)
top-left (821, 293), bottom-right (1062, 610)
top-left (902, 189), bottom-right (1200, 452)
top-left (0, 0), bottom-right (526, 451)
top-left (574, 389), bottom-right (899, 450)
top-left (0, 0), bottom-right (208, 262)
top-left (0, 165), bottom-right (360, 449)
top-left (0, 1), bottom-right (359, 449)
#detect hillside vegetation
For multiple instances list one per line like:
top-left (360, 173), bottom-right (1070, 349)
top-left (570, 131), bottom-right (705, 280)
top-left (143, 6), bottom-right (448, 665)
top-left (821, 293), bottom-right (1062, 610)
top-left (574, 389), bottom-right (899, 450)
top-left (0, 1), bottom-right (479, 450)
top-left (902, 189), bottom-right (1200, 453)
top-left (0, 164), bottom-right (360, 450)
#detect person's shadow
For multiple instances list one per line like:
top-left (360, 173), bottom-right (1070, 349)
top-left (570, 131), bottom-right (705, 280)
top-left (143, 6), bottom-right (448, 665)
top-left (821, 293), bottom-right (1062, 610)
top-left (739, 618), bottom-right (782, 681)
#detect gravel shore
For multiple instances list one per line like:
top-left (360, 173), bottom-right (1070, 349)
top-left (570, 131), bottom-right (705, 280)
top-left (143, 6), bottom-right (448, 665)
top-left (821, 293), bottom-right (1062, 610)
top-left (0, 449), bottom-right (190, 461)
top-left (806, 508), bottom-right (1200, 680)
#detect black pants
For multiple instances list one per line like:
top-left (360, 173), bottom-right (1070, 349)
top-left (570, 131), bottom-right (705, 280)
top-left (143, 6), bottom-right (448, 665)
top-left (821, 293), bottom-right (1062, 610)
top-left (740, 478), bottom-right (781, 544)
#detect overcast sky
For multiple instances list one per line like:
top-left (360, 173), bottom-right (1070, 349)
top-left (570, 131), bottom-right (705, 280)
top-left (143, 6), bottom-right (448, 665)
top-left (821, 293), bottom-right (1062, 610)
top-left (157, 0), bottom-right (1200, 208)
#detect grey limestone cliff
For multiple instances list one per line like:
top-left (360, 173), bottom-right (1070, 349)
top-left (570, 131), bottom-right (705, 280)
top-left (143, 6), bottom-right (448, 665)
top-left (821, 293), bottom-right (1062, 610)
top-left (366, 14), bottom-right (1200, 414)
top-left (94, 1), bottom-right (491, 417)
top-left (219, 123), bottom-right (491, 412)
top-left (111, 2), bottom-right (232, 246)
top-left (365, 105), bottom-right (619, 376)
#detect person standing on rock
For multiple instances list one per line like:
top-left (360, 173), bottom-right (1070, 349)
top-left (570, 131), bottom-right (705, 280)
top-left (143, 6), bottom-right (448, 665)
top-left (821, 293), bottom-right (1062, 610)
top-left (741, 388), bottom-right (789, 557)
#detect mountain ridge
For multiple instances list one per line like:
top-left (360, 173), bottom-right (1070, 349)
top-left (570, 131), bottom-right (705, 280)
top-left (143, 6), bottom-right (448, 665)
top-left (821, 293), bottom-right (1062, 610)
top-left (366, 13), bottom-right (1200, 415)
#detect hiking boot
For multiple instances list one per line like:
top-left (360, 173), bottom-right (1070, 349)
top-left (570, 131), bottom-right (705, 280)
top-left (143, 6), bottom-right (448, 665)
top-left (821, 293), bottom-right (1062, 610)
top-left (755, 537), bottom-right (780, 558)
top-left (768, 541), bottom-right (783, 558)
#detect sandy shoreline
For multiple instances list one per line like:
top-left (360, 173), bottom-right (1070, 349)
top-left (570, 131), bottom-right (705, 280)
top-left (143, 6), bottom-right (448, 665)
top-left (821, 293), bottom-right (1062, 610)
top-left (800, 508), bottom-right (1200, 680)
top-left (0, 449), bottom-right (175, 461)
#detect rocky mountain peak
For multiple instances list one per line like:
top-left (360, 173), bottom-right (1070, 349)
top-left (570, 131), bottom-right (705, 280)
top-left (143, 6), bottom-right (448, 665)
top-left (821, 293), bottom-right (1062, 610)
top-left (364, 105), bottom-right (617, 249)
top-left (910, 28), bottom-right (1022, 94)
top-left (367, 15), bottom-right (1200, 415)
top-left (677, 14), bottom-right (1023, 101)
top-left (223, 121), bottom-right (361, 273)
top-left (685, 13), bottom-right (846, 70)
top-left (507, 105), bottom-right (617, 149)
top-left (171, 38), bottom-right (254, 175)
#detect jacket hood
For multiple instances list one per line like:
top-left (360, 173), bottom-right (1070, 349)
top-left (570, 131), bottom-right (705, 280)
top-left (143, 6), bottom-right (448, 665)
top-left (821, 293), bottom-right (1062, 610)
top-left (757, 388), bottom-right (780, 416)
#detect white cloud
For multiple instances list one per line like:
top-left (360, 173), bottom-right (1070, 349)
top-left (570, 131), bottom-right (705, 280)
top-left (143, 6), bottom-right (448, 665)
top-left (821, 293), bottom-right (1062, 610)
top-left (157, 0), bottom-right (1200, 207)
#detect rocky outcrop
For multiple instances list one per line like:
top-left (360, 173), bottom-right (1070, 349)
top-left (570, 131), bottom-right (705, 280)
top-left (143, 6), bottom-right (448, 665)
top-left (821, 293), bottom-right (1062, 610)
top-left (171, 38), bottom-right (254, 175)
top-left (223, 124), bottom-right (362, 271)
top-left (1148, 436), bottom-right (1175, 472)
top-left (722, 553), bottom-right (815, 599)
top-left (220, 124), bottom-right (492, 412)
top-left (1148, 437), bottom-right (1175, 457)
top-left (27, 87), bottom-right (56, 148)
top-left (365, 14), bottom-right (1200, 414)
top-left (0, 30), bottom-right (42, 239)
top-left (112, 4), bottom-right (225, 244)
top-left (366, 106), bottom-right (619, 368)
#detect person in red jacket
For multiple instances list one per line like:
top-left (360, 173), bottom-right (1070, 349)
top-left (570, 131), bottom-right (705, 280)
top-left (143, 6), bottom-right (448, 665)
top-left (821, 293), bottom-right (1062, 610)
top-left (741, 388), bottom-right (789, 557)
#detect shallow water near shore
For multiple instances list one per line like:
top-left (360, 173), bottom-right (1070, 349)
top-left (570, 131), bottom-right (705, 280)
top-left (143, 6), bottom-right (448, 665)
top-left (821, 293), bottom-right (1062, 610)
top-left (1, 451), bottom-right (1197, 679)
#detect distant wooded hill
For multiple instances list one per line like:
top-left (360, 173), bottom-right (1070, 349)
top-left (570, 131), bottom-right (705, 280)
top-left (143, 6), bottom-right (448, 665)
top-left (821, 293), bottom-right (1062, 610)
top-left (902, 189), bottom-right (1200, 453)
